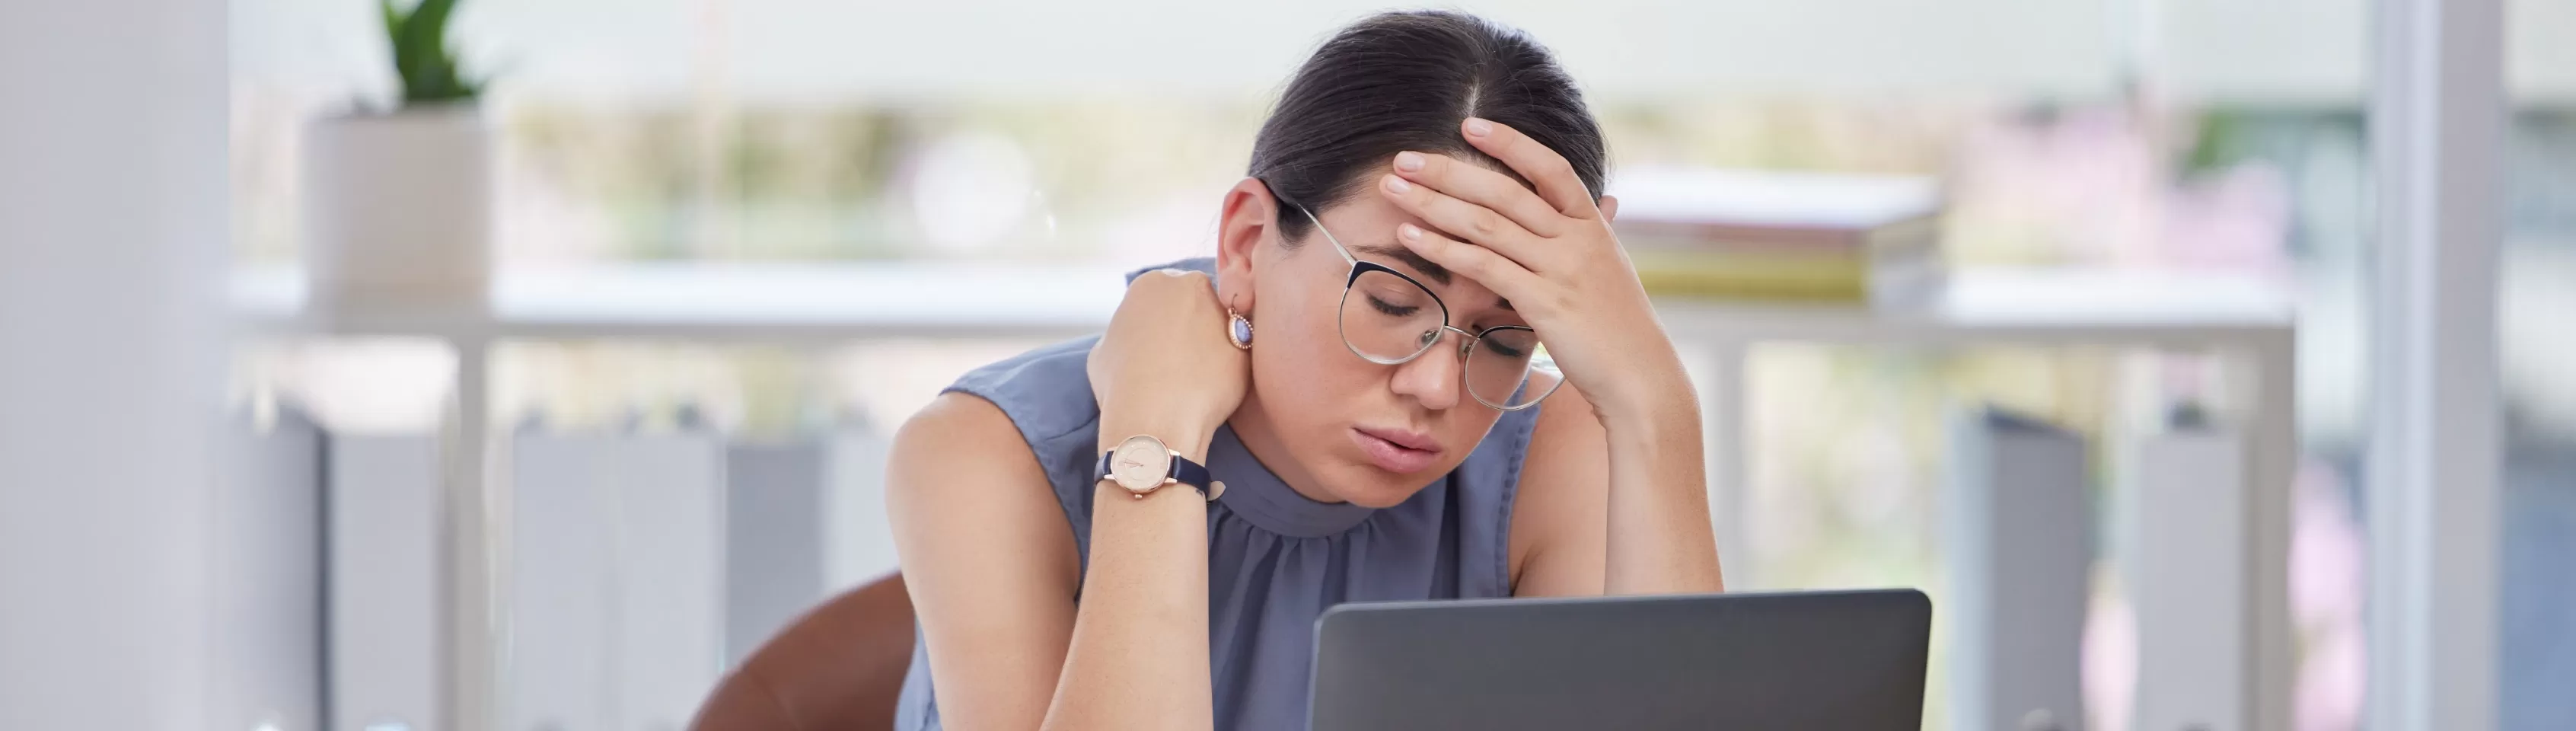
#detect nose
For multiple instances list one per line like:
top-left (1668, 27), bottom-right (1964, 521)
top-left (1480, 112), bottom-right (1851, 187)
top-left (1386, 327), bottom-right (1468, 411)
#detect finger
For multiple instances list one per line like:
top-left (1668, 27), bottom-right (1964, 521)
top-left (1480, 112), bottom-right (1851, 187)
top-left (1393, 221), bottom-right (1544, 306)
top-left (1378, 173), bottom-right (1555, 272)
top-left (1389, 151), bottom-right (1567, 238)
top-left (1460, 117), bottom-right (1598, 219)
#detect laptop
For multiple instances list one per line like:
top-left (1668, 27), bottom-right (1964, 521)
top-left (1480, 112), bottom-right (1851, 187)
top-left (1308, 589), bottom-right (1930, 730)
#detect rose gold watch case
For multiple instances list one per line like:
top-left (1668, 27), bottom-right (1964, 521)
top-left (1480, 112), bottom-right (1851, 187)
top-left (1106, 434), bottom-right (1225, 501)
top-left (1107, 434), bottom-right (1174, 494)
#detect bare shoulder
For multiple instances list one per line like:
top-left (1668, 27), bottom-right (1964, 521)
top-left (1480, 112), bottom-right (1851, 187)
top-left (893, 391), bottom-right (1038, 474)
top-left (1508, 384), bottom-right (1612, 595)
top-left (889, 392), bottom-right (1041, 500)
top-left (886, 391), bottom-right (1079, 596)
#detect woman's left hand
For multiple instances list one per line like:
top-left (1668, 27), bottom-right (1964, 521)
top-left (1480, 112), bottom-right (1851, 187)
top-left (1376, 117), bottom-right (1685, 421)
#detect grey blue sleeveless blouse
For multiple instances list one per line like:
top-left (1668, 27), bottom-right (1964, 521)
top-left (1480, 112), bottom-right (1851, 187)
top-left (894, 258), bottom-right (1541, 731)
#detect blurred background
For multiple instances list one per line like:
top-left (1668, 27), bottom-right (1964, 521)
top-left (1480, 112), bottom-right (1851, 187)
top-left (5, 0), bottom-right (2569, 729)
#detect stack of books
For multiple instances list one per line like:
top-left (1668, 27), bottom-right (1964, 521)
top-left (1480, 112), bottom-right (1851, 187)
top-left (1608, 166), bottom-right (1945, 307)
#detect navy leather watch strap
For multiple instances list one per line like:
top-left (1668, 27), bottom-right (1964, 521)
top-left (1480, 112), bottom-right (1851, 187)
top-left (1169, 454), bottom-right (1213, 493)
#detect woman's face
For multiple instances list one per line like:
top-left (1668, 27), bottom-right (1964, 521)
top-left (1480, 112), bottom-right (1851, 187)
top-left (1219, 177), bottom-right (1530, 508)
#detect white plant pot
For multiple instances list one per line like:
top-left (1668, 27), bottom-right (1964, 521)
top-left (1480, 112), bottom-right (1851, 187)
top-left (302, 103), bottom-right (492, 311)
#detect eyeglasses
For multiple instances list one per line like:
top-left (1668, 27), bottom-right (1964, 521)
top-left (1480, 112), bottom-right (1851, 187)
top-left (1287, 203), bottom-right (1563, 411)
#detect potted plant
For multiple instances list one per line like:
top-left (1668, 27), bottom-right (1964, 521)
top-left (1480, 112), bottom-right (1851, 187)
top-left (303, 0), bottom-right (489, 311)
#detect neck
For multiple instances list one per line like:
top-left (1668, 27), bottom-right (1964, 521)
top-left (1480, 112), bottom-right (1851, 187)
top-left (1224, 391), bottom-right (1348, 506)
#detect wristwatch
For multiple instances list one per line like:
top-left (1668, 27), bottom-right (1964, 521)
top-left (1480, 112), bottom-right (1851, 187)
top-left (1096, 434), bottom-right (1224, 502)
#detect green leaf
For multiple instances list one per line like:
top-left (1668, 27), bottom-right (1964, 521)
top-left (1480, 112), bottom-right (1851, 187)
top-left (380, 0), bottom-right (480, 106)
top-left (410, 0), bottom-right (458, 78)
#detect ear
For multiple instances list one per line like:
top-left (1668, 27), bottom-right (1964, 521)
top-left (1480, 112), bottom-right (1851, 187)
top-left (1215, 177), bottom-right (1280, 314)
top-left (1596, 193), bottom-right (1620, 224)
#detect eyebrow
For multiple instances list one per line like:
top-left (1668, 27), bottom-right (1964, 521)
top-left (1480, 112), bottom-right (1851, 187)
top-left (1351, 242), bottom-right (1452, 286)
top-left (1350, 242), bottom-right (1515, 311)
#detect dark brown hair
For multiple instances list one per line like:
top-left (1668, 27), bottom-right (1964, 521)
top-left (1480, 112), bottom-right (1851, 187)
top-left (1249, 10), bottom-right (1608, 241)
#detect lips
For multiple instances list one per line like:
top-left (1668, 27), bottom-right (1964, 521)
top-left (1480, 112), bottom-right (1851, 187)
top-left (1350, 426), bottom-right (1446, 474)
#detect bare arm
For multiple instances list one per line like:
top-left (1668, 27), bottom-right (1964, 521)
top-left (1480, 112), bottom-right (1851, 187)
top-left (885, 393), bottom-right (1079, 731)
top-left (888, 392), bottom-right (1219, 731)
top-left (1041, 267), bottom-right (1245, 731)
top-left (1590, 367), bottom-right (1726, 594)
top-left (1511, 381), bottom-right (1725, 597)
top-left (893, 267), bottom-right (1241, 730)
top-left (1039, 420), bottom-right (1215, 731)
top-left (1510, 385), bottom-right (1608, 596)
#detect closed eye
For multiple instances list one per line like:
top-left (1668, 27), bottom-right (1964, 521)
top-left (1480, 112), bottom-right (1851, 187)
top-left (1367, 294), bottom-right (1420, 317)
top-left (1473, 326), bottom-right (1536, 359)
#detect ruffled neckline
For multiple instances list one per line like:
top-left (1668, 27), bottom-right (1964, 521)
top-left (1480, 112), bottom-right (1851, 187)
top-left (1206, 425), bottom-right (1377, 537)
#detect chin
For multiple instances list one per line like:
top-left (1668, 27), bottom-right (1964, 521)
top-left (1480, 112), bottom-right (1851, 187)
top-left (1334, 461), bottom-right (1463, 509)
top-left (1342, 484), bottom-right (1417, 509)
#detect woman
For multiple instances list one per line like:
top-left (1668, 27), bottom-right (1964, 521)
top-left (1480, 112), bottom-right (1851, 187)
top-left (889, 11), bottom-right (1724, 731)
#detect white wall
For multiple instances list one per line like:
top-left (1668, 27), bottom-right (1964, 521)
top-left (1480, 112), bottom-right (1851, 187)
top-left (0, 1), bottom-right (231, 729)
top-left (231, 0), bottom-right (2127, 101)
top-left (230, 0), bottom-right (2576, 104)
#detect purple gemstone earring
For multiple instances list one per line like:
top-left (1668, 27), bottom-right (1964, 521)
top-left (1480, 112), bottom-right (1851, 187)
top-left (1226, 307), bottom-right (1254, 350)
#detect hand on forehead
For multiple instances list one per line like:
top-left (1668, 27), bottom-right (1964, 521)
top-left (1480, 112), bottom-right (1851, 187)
top-left (1314, 195), bottom-right (1513, 311)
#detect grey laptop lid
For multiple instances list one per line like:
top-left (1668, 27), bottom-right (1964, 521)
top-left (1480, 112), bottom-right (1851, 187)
top-left (1309, 589), bottom-right (1931, 731)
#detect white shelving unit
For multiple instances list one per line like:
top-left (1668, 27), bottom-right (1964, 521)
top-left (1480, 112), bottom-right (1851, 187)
top-left (1664, 267), bottom-right (2300, 731)
top-left (236, 261), bottom-right (2298, 731)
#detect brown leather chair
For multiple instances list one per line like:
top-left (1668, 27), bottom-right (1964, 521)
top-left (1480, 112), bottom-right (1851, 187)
top-left (689, 573), bottom-right (917, 731)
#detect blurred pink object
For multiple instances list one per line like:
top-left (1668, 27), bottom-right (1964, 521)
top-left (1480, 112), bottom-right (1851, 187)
top-left (1946, 101), bottom-right (2293, 282)
top-left (2293, 460), bottom-right (2367, 731)
top-left (1949, 105), bottom-right (2160, 266)
top-left (2160, 164), bottom-right (2293, 279)
top-left (2084, 592), bottom-right (2138, 731)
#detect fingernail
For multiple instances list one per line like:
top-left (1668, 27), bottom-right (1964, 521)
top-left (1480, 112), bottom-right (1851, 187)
top-left (1383, 174), bottom-right (1411, 193)
top-left (1398, 223), bottom-right (1423, 241)
top-left (1465, 117), bottom-right (1494, 137)
top-left (1394, 151), bottom-right (1426, 172)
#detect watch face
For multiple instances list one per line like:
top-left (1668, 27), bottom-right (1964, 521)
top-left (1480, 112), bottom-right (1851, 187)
top-left (1108, 435), bottom-right (1172, 493)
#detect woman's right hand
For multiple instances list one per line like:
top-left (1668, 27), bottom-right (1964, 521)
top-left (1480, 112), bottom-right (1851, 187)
top-left (1086, 269), bottom-right (1250, 458)
top-left (1060, 267), bottom-right (1231, 728)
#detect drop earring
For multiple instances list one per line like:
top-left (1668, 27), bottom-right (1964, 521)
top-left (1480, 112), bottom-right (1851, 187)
top-left (1226, 305), bottom-right (1255, 350)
